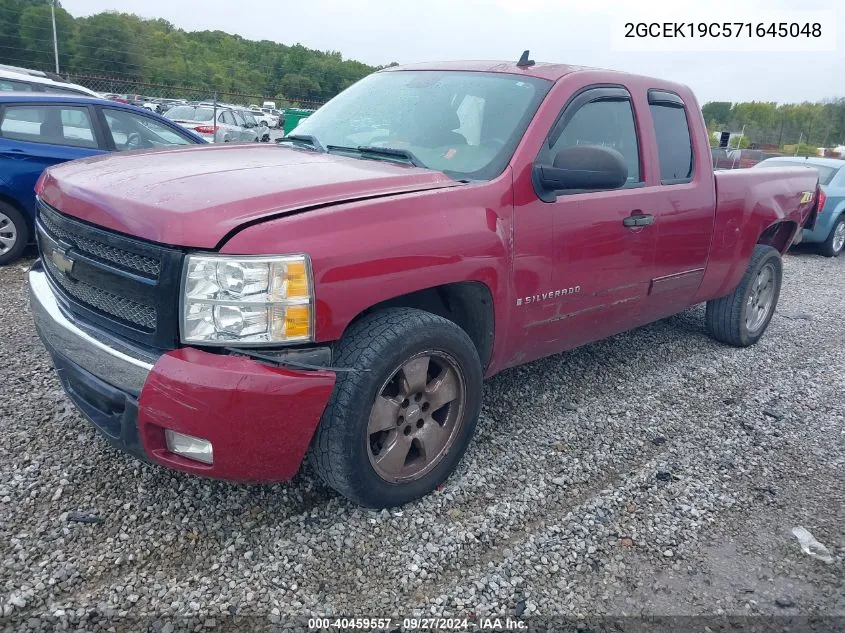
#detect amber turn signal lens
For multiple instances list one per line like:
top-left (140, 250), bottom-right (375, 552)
top-left (284, 304), bottom-right (311, 339)
top-left (285, 261), bottom-right (310, 299)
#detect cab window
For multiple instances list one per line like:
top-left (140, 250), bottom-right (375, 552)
top-left (549, 97), bottom-right (641, 184)
top-left (648, 91), bottom-right (694, 184)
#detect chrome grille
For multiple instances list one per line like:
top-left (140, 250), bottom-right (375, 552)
top-left (39, 204), bottom-right (161, 277)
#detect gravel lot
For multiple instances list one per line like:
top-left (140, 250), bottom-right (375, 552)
top-left (1, 246), bottom-right (842, 631)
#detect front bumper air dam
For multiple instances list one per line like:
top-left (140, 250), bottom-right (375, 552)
top-left (30, 263), bottom-right (337, 482)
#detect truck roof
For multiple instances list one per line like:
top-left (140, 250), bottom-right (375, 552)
top-left (382, 60), bottom-right (609, 82)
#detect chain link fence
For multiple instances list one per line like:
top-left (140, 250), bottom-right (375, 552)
top-left (65, 74), bottom-right (325, 110)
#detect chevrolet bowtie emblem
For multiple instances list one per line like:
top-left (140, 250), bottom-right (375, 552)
top-left (51, 246), bottom-right (75, 275)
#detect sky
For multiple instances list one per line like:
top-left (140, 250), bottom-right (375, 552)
top-left (61, 0), bottom-right (843, 104)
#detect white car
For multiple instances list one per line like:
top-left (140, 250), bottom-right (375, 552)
top-left (249, 108), bottom-right (278, 129)
top-left (0, 64), bottom-right (100, 97)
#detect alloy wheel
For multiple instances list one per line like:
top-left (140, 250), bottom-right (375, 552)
top-left (0, 211), bottom-right (18, 256)
top-left (833, 221), bottom-right (845, 254)
top-left (367, 351), bottom-right (466, 483)
top-left (745, 262), bottom-right (777, 333)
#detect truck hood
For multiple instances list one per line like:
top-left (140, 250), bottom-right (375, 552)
top-left (37, 143), bottom-right (461, 248)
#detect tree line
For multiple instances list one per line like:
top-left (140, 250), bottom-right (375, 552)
top-left (0, 0), bottom-right (385, 103)
top-left (702, 99), bottom-right (845, 151)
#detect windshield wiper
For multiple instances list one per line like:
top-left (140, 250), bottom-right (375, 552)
top-left (326, 144), bottom-right (426, 168)
top-left (276, 134), bottom-right (325, 152)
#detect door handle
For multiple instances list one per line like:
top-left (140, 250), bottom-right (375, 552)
top-left (623, 211), bottom-right (654, 228)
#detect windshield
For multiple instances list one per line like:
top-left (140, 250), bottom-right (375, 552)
top-left (755, 159), bottom-right (840, 185)
top-left (291, 70), bottom-right (551, 180)
top-left (165, 106), bottom-right (214, 122)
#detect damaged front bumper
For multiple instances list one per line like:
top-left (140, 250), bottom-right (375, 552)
top-left (29, 264), bottom-right (336, 482)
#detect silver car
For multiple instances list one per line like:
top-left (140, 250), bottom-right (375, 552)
top-left (164, 105), bottom-right (254, 143)
top-left (235, 108), bottom-right (269, 142)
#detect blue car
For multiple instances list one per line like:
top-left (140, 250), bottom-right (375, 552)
top-left (0, 93), bottom-right (205, 264)
top-left (754, 156), bottom-right (845, 257)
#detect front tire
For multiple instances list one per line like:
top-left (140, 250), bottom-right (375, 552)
top-left (818, 215), bottom-right (845, 258)
top-left (309, 308), bottom-right (482, 508)
top-left (705, 244), bottom-right (782, 347)
top-left (0, 202), bottom-right (28, 266)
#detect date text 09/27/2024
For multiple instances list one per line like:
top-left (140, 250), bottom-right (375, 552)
top-left (307, 617), bottom-right (527, 630)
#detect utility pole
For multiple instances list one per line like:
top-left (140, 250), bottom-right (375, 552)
top-left (50, 0), bottom-right (59, 74)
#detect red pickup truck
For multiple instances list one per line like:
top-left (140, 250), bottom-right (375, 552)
top-left (30, 59), bottom-right (819, 507)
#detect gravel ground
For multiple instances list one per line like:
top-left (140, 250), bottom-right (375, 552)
top-left (1, 246), bottom-right (843, 631)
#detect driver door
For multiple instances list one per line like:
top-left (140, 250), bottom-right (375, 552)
top-left (513, 86), bottom-right (661, 361)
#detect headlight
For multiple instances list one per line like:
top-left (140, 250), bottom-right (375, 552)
top-left (180, 254), bottom-right (313, 345)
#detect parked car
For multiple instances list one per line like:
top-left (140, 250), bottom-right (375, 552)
top-left (0, 64), bottom-right (100, 97)
top-left (0, 93), bottom-right (205, 264)
top-left (236, 108), bottom-right (270, 142)
top-left (249, 107), bottom-right (278, 130)
top-left (164, 104), bottom-right (253, 143)
top-left (100, 93), bottom-right (130, 103)
top-left (754, 156), bottom-right (845, 256)
top-left (229, 108), bottom-right (261, 143)
top-left (156, 98), bottom-right (186, 114)
top-left (28, 59), bottom-right (819, 507)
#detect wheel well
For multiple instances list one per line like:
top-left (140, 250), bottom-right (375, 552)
top-left (757, 221), bottom-right (797, 253)
top-left (347, 282), bottom-right (495, 370)
top-left (0, 192), bottom-right (26, 215)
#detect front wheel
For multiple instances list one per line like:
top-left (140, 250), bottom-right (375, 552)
top-left (818, 215), bottom-right (845, 258)
top-left (705, 244), bottom-right (782, 347)
top-left (309, 308), bottom-right (482, 507)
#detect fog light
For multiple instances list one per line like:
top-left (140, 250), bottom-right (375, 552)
top-left (164, 429), bottom-right (213, 465)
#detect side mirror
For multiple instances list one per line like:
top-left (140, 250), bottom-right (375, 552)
top-left (536, 145), bottom-right (628, 192)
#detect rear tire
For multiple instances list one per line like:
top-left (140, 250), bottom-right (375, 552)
top-left (0, 202), bottom-right (28, 266)
top-left (705, 244), bottom-right (782, 347)
top-left (818, 215), bottom-right (845, 258)
top-left (309, 308), bottom-right (482, 508)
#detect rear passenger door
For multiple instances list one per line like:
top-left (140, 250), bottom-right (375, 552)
top-left (643, 90), bottom-right (716, 319)
top-left (0, 103), bottom-right (107, 215)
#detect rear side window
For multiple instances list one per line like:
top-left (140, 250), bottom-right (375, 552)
top-left (649, 96), bottom-right (694, 183)
top-left (0, 105), bottom-right (97, 148)
top-left (551, 99), bottom-right (641, 183)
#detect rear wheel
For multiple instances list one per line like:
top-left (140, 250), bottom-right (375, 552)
top-left (818, 215), bottom-right (845, 258)
top-left (309, 308), bottom-right (482, 507)
top-left (705, 244), bottom-right (782, 347)
top-left (0, 202), bottom-right (28, 266)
